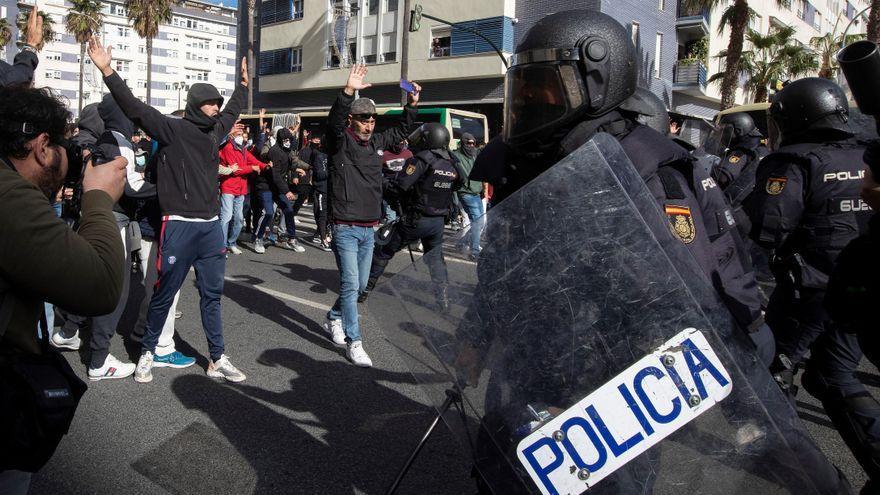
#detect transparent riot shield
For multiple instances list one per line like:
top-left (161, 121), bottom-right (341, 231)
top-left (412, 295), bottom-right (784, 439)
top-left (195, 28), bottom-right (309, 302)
top-left (368, 134), bottom-right (845, 495)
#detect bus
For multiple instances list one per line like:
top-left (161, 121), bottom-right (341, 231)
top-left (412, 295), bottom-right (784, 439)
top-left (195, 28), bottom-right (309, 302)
top-left (240, 107), bottom-right (490, 149)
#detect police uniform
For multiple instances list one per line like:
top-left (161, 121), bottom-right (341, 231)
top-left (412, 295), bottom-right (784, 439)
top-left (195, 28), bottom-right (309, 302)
top-left (749, 140), bottom-right (871, 371)
top-left (367, 147), bottom-right (464, 291)
top-left (713, 136), bottom-right (769, 237)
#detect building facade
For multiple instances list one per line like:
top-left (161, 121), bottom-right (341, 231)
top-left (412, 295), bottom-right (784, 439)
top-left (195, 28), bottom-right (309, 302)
top-left (1, 0), bottom-right (238, 118)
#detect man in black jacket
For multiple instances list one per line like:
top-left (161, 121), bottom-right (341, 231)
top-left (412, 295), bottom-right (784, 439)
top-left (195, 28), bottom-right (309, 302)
top-left (323, 63), bottom-right (420, 367)
top-left (88, 36), bottom-right (247, 384)
top-left (299, 133), bottom-right (331, 251)
top-left (253, 127), bottom-right (306, 253)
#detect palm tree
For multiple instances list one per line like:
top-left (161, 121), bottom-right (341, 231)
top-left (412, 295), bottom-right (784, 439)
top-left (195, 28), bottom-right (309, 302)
top-left (126, 0), bottom-right (174, 106)
top-left (66, 0), bottom-right (103, 114)
top-left (869, 0), bottom-right (880, 43)
top-left (710, 26), bottom-right (818, 104)
top-left (247, 0), bottom-right (256, 113)
top-left (18, 9), bottom-right (55, 51)
top-left (684, 0), bottom-right (788, 110)
top-left (0, 19), bottom-right (13, 48)
top-left (810, 32), bottom-right (865, 79)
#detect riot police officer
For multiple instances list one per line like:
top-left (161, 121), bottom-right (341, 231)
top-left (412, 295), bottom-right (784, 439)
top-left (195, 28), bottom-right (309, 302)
top-left (461, 9), bottom-right (848, 494)
top-left (711, 112), bottom-right (768, 237)
top-left (358, 123), bottom-right (464, 305)
top-left (748, 77), bottom-right (872, 395)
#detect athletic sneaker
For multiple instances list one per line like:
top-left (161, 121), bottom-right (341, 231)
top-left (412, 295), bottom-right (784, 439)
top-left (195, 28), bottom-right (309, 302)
top-left (134, 351), bottom-right (154, 383)
top-left (254, 239), bottom-right (266, 254)
top-left (228, 245), bottom-right (243, 255)
top-left (310, 236), bottom-right (322, 245)
top-left (324, 318), bottom-right (346, 347)
top-left (207, 355), bottom-right (246, 382)
top-left (347, 341), bottom-right (373, 368)
top-left (50, 330), bottom-right (81, 351)
top-left (88, 354), bottom-right (136, 381)
top-left (153, 351), bottom-right (196, 369)
top-left (319, 240), bottom-right (332, 252)
top-left (284, 239), bottom-right (306, 253)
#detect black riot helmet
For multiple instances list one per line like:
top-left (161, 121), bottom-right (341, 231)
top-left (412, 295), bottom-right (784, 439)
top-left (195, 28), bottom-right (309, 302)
top-left (407, 122), bottom-right (450, 150)
top-left (769, 77), bottom-right (853, 145)
top-left (627, 87), bottom-right (670, 135)
top-left (503, 9), bottom-right (637, 149)
top-left (719, 111), bottom-right (759, 139)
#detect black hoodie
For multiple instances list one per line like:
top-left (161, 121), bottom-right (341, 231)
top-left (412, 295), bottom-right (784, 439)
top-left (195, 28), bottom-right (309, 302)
top-left (257, 128), bottom-right (295, 194)
top-left (102, 71), bottom-right (245, 219)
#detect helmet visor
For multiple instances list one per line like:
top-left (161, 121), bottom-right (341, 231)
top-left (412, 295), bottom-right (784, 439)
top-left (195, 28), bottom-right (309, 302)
top-left (702, 123), bottom-right (735, 157)
top-left (503, 63), bottom-right (585, 145)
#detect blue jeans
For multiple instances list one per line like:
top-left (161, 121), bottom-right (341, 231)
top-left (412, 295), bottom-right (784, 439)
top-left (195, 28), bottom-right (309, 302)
top-left (327, 224), bottom-right (374, 342)
top-left (220, 193), bottom-right (245, 248)
top-left (255, 190), bottom-right (297, 242)
top-left (458, 193), bottom-right (485, 253)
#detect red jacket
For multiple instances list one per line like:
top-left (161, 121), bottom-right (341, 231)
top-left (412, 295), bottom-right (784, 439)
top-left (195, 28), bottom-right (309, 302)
top-left (218, 140), bottom-right (265, 196)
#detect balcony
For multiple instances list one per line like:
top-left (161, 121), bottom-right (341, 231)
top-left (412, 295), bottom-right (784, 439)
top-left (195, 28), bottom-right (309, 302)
top-left (673, 59), bottom-right (707, 96)
top-left (676, 0), bottom-right (710, 40)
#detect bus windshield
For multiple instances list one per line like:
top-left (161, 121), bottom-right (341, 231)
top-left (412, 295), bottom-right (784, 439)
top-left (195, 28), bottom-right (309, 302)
top-left (450, 112), bottom-right (486, 144)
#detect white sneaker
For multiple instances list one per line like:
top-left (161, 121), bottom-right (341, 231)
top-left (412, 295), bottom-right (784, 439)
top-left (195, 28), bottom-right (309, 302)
top-left (254, 239), bottom-right (266, 254)
top-left (324, 319), bottom-right (346, 347)
top-left (134, 351), bottom-right (154, 383)
top-left (284, 239), bottom-right (306, 253)
top-left (229, 245), bottom-right (243, 255)
top-left (347, 341), bottom-right (373, 368)
top-left (50, 330), bottom-right (81, 351)
top-left (88, 354), bottom-right (136, 381)
top-left (207, 354), bottom-right (247, 382)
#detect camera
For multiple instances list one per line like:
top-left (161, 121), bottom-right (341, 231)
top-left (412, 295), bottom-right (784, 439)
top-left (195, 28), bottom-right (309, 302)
top-left (61, 141), bottom-right (110, 219)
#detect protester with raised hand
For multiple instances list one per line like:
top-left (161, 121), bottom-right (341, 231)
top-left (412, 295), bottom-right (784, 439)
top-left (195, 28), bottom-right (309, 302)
top-left (87, 35), bottom-right (249, 383)
top-left (0, 6), bottom-right (43, 87)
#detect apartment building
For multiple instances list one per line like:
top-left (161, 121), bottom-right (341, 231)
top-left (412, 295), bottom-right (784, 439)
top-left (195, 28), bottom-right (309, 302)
top-left (672, 0), bottom-right (870, 122)
top-left (1, 0), bottom-right (238, 117)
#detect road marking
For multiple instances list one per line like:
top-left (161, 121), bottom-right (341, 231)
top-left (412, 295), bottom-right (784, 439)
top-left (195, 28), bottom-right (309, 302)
top-left (224, 276), bottom-right (332, 311)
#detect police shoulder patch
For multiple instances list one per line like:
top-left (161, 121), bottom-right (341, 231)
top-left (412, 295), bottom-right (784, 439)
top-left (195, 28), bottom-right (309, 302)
top-left (665, 205), bottom-right (696, 244)
top-left (765, 176), bottom-right (787, 195)
top-left (405, 163), bottom-right (417, 175)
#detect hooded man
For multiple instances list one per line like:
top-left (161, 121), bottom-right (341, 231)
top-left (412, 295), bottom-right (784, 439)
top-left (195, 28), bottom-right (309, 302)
top-left (87, 36), bottom-right (248, 384)
top-left (251, 127), bottom-right (306, 253)
top-left (449, 132), bottom-right (485, 259)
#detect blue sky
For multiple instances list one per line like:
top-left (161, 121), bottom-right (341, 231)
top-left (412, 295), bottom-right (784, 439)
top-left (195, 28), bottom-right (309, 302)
top-left (215, 0), bottom-right (237, 8)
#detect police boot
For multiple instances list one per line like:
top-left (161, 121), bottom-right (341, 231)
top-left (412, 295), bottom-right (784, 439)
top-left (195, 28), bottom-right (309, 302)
top-left (770, 354), bottom-right (799, 404)
top-left (358, 278), bottom-right (378, 304)
top-left (436, 284), bottom-right (450, 312)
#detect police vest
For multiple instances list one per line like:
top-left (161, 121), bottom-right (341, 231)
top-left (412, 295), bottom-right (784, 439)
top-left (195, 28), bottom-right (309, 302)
top-left (770, 141), bottom-right (871, 288)
top-left (412, 150), bottom-right (463, 217)
top-left (722, 144), bottom-right (768, 239)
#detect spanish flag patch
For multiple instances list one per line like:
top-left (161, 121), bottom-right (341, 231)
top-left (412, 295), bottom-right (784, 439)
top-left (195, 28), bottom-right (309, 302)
top-left (665, 205), bottom-right (696, 244)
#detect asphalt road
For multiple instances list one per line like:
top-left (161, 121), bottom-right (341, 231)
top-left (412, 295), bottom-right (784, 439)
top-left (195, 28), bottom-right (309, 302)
top-left (28, 207), bottom-right (877, 494)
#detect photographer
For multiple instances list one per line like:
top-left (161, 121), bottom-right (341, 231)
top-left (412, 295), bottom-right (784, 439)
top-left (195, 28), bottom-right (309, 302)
top-left (0, 7), bottom-right (43, 87)
top-left (0, 85), bottom-right (126, 491)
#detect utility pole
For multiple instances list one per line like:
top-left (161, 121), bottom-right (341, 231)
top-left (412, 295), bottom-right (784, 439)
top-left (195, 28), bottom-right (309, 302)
top-left (400, 0), bottom-right (412, 106)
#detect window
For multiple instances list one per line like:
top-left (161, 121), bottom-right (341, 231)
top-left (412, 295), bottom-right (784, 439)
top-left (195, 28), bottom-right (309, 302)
top-left (138, 45), bottom-right (146, 54)
top-left (631, 22), bottom-right (640, 47)
top-left (186, 52), bottom-right (209, 62)
top-left (327, 40), bottom-right (356, 68)
top-left (261, 47), bottom-right (303, 74)
top-left (45, 70), bottom-right (62, 79)
top-left (653, 32), bottom-right (662, 78)
top-left (262, 0), bottom-right (304, 24)
top-left (115, 60), bottom-right (130, 72)
top-left (185, 70), bottom-right (209, 81)
top-left (168, 49), bottom-right (179, 58)
top-left (116, 26), bottom-right (130, 37)
top-left (44, 51), bottom-right (61, 61)
top-left (137, 79), bottom-right (147, 88)
top-left (216, 42), bottom-right (226, 51)
top-left (381, 32), bottom-right (396, 62)
top-left (368, 0), bottom-right (379, 15)
top-left (430, 28), bottom-right (451, 58)
top-left (166, 66), bottom-right (178, 74)
top-left (170, 34), bottom-right (180, 43)
top-left (52, 32), bottom-right (63, 42)
top-left (216, 57), bottom-right (225, 65)
top-left (115, 43), bottom-right (130, 52)
top-left (362, 34), bottom-right (377, 64)
top-left (109, 4), bottom-right (127, 16)
top-left (386, 0), bottom-right (398, 12)
top-left (186, 37), bottom-right (210, 50)
top-left (165, 82), bottom-right (173, 90)
top-left (138, 63), bottom-right (147, 71)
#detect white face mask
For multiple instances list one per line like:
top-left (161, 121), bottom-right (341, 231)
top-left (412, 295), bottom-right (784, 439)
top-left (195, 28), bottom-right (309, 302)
top-left (234, 136), bottom-right (244, 146)
top-left (282, 140), bottom-right (291, 149)
top-left (135, 155), bottom-right (146, 167)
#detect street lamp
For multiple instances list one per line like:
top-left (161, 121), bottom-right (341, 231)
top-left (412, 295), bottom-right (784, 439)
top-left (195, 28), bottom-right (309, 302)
top-left (172, 81), bottom-right (188, 111)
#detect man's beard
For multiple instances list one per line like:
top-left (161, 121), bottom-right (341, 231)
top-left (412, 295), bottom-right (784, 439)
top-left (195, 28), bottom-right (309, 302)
top-left (36, 149), bottom-right (64, 201)
top-left (356, 131), bottom-right (372, 141)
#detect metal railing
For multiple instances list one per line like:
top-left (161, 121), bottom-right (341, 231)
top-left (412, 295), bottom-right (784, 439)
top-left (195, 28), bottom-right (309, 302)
top-left (674, 59), bottom-right (707, 87)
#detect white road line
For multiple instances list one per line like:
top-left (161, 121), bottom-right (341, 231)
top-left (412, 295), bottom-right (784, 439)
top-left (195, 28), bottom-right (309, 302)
top-left (224, 276), bottom-right (332, 311)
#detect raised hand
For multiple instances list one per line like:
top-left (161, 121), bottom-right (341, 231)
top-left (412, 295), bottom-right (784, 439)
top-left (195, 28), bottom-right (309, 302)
top-left (25, 7), bottom-right (44, 50)
top-left (241, 57), bottom-right (249, 88)
top-left (88, 36), bottom-right (114, 77)
top-left (408, 81), bottom-right (422, 106)
top-left (344, 63), bottom-right (371, 95)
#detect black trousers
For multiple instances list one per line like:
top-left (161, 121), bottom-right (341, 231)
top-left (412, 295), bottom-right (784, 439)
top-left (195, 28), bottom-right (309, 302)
top-left (369, 215), bottom-right (447, 284)
top-left (312, 189), bottom-right (329, 240)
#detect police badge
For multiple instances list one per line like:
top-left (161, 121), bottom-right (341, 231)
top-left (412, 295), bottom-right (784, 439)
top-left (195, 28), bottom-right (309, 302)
top-left (405, 163), bottom-right (417, 175)
top-left (728, 154), bottom-right (741, 164)
top-left (665, 205), bottom-right (696, 244)
top-left (766, 176), bottom-right (787, 195)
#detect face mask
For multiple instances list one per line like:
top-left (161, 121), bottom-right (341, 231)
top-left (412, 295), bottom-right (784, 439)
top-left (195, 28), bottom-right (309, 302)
top-left (234, 136), bottom-right (244, 146)
top-left (135, 155), bottom-right (146, 167)
top-left (282, 140), bottom-right (291, 149)
top-left (247, 139), bottom-right (253, 146)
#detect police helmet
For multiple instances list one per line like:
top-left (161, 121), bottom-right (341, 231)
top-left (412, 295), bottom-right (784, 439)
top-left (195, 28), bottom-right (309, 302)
top-left (407, 122), bottom-right (450, 150)
top-left (769, 77), bottom-right (852, 144)
top-left (503, 9), bottom-right (637, 148)
top-left (719, 111), bottom-right (759, 139)
top-left (627, 87), bottom-right (670, 136)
